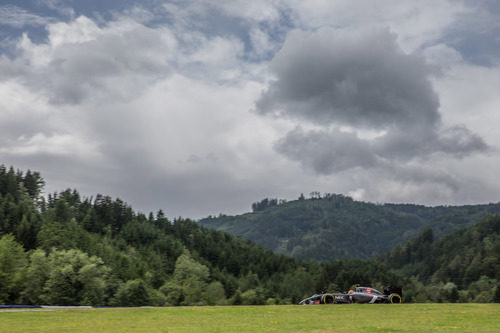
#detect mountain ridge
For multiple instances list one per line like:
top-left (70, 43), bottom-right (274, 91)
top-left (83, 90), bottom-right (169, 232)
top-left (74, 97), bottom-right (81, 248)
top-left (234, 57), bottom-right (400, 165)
top-left (200, 194), bottom-right (500, 261)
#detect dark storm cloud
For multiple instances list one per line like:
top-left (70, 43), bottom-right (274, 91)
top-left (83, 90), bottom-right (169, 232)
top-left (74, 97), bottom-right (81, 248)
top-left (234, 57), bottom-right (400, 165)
top-left (257, 28), bottom-right (488, 174)
top-left (257, 28), bottom-right (441, 130)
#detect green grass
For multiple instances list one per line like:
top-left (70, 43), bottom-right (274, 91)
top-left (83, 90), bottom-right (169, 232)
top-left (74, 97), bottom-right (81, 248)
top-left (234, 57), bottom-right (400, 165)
top-left (1, 304), bottom-right (499, 332)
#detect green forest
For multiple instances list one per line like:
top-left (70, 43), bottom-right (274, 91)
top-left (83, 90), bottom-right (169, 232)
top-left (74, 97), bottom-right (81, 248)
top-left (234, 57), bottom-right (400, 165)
top-left (0, 165), bottom-right (499, 305)
top-left (380, 216), bottom-right (500, 302)
top-left (200, 195), bottom-right (500, 261)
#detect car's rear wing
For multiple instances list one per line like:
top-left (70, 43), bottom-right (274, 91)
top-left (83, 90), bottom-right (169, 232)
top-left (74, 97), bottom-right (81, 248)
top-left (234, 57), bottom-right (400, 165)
top-left (383, 286), bottom-right (402, 298)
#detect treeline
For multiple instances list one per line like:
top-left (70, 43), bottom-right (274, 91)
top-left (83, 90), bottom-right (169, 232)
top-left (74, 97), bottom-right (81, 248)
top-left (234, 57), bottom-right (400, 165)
top-left (0, 165), bottom-right (402, 306)
top-left (380, 216), bottom-right (500, 303)
top-left (251, 198), bottom-right (286, 212)
top-left (251, 193), bottom-right (348, 213)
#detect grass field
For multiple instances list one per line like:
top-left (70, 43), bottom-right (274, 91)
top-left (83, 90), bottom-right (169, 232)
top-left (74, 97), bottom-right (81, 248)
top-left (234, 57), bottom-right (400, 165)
top-left (1, 304), bottom-right (499, 332)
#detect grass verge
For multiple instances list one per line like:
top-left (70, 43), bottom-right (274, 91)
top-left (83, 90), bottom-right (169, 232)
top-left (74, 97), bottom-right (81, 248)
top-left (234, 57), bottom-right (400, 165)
top-left (1, 303), bottom-right (499, 332)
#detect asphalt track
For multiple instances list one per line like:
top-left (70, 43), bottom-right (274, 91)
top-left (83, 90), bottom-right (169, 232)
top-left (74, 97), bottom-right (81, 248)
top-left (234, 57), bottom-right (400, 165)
top-left (0, 305), bottom-right (156, 311)
top-left (1, 305), bottom-right (92, 309)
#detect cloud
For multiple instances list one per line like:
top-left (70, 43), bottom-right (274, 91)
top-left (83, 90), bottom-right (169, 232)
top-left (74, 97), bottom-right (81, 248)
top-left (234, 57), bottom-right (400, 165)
top-left (207, 0), bottom-right (283, 23)
top-left (275, 127), bottom-right (378, 174)
top-left (285, 0), bottom-right (467, 52)
top-left (0, 11), bottom-right (276, 217)
top-left (160, 0), bottom-right (288, 63)
top-left (2, 15), bottom-right (176, 105)
top-left (0, 5), bottom-right (53, 27)
top-left (257, 28), bottom-right (440, 129)
top-left (0, 132), bottom-right (99, 158)
top-left (445, 0), bottom-right (500, 65)
top-left (373, 125), bottom-right (488, 161)
top-left (38, 0), bottom-right (75, 18)
top-left (256, 27), bottom-right (488, 175)
top-left (275, 124), bottom-right (488, 175)
top-left (354, 163), bottom-right (463, 204)
top-left (0, 0), bottom-right (499, 219)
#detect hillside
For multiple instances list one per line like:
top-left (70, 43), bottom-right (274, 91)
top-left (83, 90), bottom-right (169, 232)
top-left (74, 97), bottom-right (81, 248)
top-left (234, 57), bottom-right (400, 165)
top-left (0, 165), bottom-right (402, 306)
top-left (380, 215), bottom-right (500, 302)
top-left (199, 194), bottom-right (500, 261)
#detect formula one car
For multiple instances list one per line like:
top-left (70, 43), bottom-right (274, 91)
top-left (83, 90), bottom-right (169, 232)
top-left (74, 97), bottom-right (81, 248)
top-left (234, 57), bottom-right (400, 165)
top-left (298, 286), bottom-right (402, 305)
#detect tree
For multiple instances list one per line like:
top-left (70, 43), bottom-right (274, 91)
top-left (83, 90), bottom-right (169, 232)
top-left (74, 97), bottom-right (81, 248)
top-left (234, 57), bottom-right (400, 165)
top-left (111, 279), bottom-right (150, 306)
top-left (21, 249), bottom-right (50, 304)
top-left (0, 234), bottom-right (27, 303)
top-left (239, 272), bottom-right (259, 292)
top-left (22, 170), bottom-right (45, 200)
top-left (79, 260), bottom-right (110, 305)
top-left (279, 268), bottom-right (316, 302)
top-left (494, 283), bottom-right (500, 303)
top-left (173, 250), bottom-right (210, 284)
top-left (204, 281), bottom-right (226, 305)
top-left (40, 249), bottom-right (110, 306)
top-left (4, 167), bottom-right (19, 200)
top-left (251, 198), bottom-right (279, 212)
top-left (172, 250), bottom-right (210, 305)
top-left (16, 214), bottom-right (40, 250)
top-left (443, 282), bottom-right (458, 303)
top-left (38, 221), bottom-right (76, 251)
top-left (182, 275), bottom-right (205, 305)
top-left (160, 281), bottom-right (184, 306)
top-left (230, 289), bottom-right (242, 305)
top-left (450, 286), bottom-right (459, 303)
top-left (240, 287), bottom-right (266, 305)
top-left (310, 191), bottom-right (321, 199)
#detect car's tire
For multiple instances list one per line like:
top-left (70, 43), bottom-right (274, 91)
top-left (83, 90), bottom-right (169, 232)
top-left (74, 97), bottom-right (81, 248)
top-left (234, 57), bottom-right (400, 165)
top-left (321, 294), bottom-right (334, 304)
top-left (389, 293), bottom-right (402, 304)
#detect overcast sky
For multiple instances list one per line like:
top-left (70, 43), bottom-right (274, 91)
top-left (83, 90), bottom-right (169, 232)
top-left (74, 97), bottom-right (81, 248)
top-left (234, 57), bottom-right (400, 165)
top-left (1, 0), bottom-right (499, 218)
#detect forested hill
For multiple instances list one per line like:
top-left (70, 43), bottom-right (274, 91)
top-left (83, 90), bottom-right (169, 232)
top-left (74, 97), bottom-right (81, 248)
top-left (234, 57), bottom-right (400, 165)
top-left (379, 215), bottom-right (500, 302)
top-left (199, 194), bottom-right (500, 261)
top-left (0, 165), bottom-right (403, 306)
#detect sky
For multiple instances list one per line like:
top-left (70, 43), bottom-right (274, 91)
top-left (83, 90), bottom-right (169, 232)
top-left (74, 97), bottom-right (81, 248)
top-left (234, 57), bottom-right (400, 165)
top-left (1, 0), bottom-right (499, 219)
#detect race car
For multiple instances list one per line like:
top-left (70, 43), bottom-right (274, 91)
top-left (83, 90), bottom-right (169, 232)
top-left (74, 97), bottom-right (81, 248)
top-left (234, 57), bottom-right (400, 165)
top-left (298, 286), bottom-right (402, 305)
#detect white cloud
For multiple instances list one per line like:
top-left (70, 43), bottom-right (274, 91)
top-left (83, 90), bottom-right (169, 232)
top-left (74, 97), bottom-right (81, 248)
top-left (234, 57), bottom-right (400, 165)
top-left (0, 5), bottom-right (52, 27)
top-left (434, 62), bottom-right (500, 143)
top-left (182, 35), bottom-right (245, 80)
top-left (249, 27), bottom-right (276, 58)
top-left (208, 0), bottom-right (283, 23)
top-left (10, 16), bottom-right (177, 105)
top-left (285, 0), bottom-right (467, 52)
top-left (0, 133), bottom-right (100, 158)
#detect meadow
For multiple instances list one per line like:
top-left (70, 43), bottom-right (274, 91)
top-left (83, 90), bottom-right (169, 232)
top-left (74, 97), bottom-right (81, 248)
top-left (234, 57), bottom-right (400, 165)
top-left (1, 304), bottom-right (499, 332)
